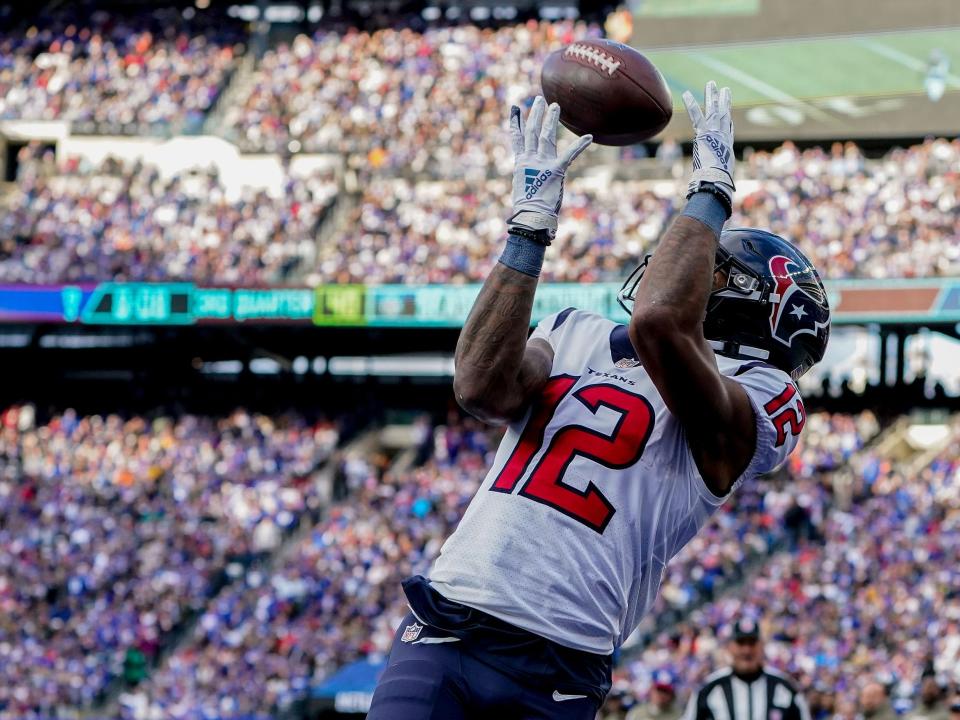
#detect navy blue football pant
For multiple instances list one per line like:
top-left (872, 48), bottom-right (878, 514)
top-left (368, 612), bottom-right (600, 720)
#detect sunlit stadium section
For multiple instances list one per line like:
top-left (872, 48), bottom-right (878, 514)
top-left (0, 0), bottom-right (958, 718)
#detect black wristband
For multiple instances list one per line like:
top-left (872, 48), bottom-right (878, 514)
top-left (505, 225), bottom-right (553, 247)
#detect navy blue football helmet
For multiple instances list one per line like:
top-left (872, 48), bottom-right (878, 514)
top-left (618, 228), bottom-right (831, 380)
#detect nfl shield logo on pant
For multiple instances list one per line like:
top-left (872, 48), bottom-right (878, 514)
top-left (401, 622), bottom-right (423, 643)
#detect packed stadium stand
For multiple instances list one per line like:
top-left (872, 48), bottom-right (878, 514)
top-left (1, 148), bottom-right (339, 284)
top-left (98, 408), bottom-right (884, 719)
top-left (0, 406), bottom-right (339, 719)
top-left (612, 415), bottom-right (960, 717)
top-left (115, 415), bottom-right (476, 719)
top-left (0, 399), bottom-right (899, 720)
top-left (0, 8), bottom-right (244, 135)
top-left (218, 21), bottom-right (600, 164)
top-left (3, 139), bottom-right (959, 285)
top-left (1, 396), bottom-right (954, 720)
top-left (1, 2), bottom-right (959, 720)
top-left (2, 11), bottom-right (959, 284)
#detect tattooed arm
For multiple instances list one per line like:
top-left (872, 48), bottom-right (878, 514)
top-left (453, 97), bottom-right (590, 425)
top-left (629, 82), bottom-right (754, 495)
top-left (629, 215), bottom-right (755, 495)
top-left (453, 263), bottom-right (552, 425)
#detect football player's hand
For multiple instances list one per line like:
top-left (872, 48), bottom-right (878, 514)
top-left (682, 80), bottom-right (735, 212)
top-left (507, 95), bottom-right (592, 242)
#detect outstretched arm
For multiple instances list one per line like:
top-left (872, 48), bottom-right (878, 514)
top-left (454, 96), bottom-right (591, 424)
top-left (454, 265), bottom-right (552, 424)
top-left (629, 82), bottom-right (755, 495)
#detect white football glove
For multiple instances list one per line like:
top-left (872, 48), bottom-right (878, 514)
top-left (682, 80), bottom-right (735, 212)
top-left (507, 95), bottom-right (592, 242)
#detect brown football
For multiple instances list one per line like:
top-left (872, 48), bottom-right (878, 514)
top-left (541, 39), bottom-right (673, 146)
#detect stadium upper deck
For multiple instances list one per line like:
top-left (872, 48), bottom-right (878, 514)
top-left (3, 137), bottom-right (958, 285)
top-left (0, 9), bottom-right (958, 286)
top-left (0, 6), bottom-right (246, 135)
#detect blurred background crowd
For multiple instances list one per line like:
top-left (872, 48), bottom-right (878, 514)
top-left (219, 21), bottom-right (593, 173)
top-left (0, 8), bottom-right (244, 134)
top-left (3, 138), bottom-right (959, 285)
top-left (1, 150), bottom-right (338, 284)
top-left (4, 403), bottom-right (958, 720)
top-left (0, 406), bottom-right (338, 718)
top-left (1, 14), bottom-right (958, 286)
top-left (610, 417), bottom-right (960, 719)
top-left (0, 3), bottom-right (958, 720)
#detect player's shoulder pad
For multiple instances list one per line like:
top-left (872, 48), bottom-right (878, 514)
top-left (569, 311), bottom-right (629, 361)
top-left (539, 307), bottom-right (610, 338)
top-left (534, 308), bottom-right (618, 366)
top-left (554, 307), bottom-right (609, 326)
top-left (550, 306), bottom-right (577, 331)
top-left (719, 358), bottom-right (802, 419)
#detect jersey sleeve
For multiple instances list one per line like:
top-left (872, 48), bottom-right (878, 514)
top-left (728, 362), bottom-right (806, 483)
top-left (528, 307), bottom-right (578, 352)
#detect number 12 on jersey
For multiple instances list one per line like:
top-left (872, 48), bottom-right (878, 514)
top-left (491, 375), bottom-right (655, 533)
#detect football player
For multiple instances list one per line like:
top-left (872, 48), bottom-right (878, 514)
top-left (368, 81), bottom-right (829, 719)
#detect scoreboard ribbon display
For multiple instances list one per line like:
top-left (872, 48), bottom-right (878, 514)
top-left (0, 280), bottom-right (958, 327)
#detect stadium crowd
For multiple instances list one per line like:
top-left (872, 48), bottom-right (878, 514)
top-left (735, 138), bottom-right (960, 280)
top-left (2, 137), bottom-right (958, 285)
top-left (118, 415), bottom-right (491, 719)
top-left (0, 9), bottom-right (243, 134)
top-left (647, 411), bottom-right (880, 629)
top-left (0, 150), bottom-right (338, 285)
top-left (603, 416), bottom-right (960, 720)
top-left (0, 10), bottom-right (956, 284)
top-left (314, 176), bottom-right (672, 285)
top-left (106, 409), bottom-right (888, 719)
top-left (0, 406), bottom-right (338, 720)
top-left (311, 137), bottom-right (960, 284)
top-left (221, 20), bottom-right (600, 175)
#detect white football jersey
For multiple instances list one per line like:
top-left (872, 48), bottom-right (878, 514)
top-left (430, 309), bottom-right (805, 654)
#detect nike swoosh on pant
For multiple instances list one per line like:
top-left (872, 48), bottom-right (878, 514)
top-left (552, 691), bottom-right (588, 702)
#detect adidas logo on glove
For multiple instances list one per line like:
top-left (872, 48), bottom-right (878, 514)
top-left (704, 134), bottom-right (731, 165)
top-left (524, 168), bottom-right (552, 199)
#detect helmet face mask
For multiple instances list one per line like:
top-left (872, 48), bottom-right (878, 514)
top-left (619, 228), bottom-right (831, 380)
top-left (616, 256), bottom-right (649, 316)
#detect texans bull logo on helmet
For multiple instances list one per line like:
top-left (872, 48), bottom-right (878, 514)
top-left (768, 255), bottom-right (828, 347)
top-left (620, 229), bottom-right (831, 380)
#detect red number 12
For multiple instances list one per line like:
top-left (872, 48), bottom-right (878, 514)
top-left (763, 383), bottom-right (806, 447)
top-left (491, 375), bottom-right (654, 533)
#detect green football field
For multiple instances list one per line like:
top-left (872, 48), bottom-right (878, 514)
top-left (643, 28), bottom-right (960, 108)
top-left (634, 0), bottom-right (759, 18)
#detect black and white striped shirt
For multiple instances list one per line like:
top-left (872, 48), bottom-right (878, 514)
top-left (683, 667), bottom-right (811, 720)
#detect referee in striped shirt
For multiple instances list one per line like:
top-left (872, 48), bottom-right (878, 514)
top-left (683, 618), bottom-right (811, 720)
